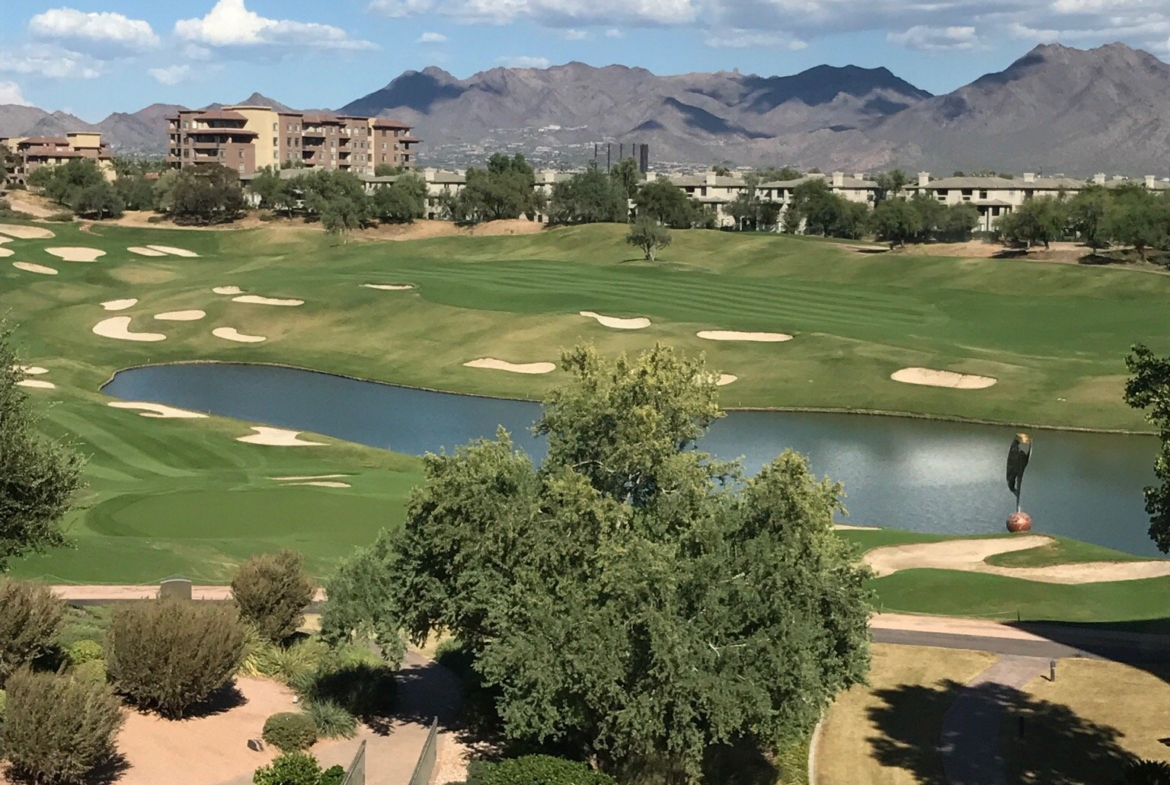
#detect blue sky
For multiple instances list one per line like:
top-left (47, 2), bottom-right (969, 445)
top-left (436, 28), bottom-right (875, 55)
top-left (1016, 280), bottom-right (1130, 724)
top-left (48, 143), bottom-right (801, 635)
top-left (3, 0), bottom-right (1169, 121)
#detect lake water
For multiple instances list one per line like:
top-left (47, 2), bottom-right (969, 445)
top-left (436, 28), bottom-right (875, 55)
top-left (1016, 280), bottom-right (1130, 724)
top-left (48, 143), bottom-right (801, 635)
top-left (102, 362), bottom-right (1163, 557)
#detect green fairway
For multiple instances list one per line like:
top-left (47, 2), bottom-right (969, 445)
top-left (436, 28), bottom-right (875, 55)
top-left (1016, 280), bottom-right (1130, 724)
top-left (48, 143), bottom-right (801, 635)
top-left (1, 217), bottom-right (1168, 586)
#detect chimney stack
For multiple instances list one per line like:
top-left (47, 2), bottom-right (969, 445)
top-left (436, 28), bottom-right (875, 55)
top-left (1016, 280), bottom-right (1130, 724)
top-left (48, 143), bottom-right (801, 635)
top-left (831, 171), bottom-right (845, 188)
top-left (918, 171), bottom-right (931, 187)
top-left (1146, 175), bottom-right (1156, 189)
top-left (1093, 173), bottom-right (1106, 185)
top-left (1023, 172), bottom-right (1036, 183)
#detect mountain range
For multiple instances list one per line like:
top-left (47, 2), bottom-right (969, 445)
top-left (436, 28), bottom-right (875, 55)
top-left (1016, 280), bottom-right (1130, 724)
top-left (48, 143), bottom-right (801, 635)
top-left (4, 44), bottom-right (1170, 174)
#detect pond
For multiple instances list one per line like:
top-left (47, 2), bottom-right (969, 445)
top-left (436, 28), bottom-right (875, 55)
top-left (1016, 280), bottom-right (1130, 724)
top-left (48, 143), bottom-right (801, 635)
top-left (102, 362), bottom-right (1163, 557)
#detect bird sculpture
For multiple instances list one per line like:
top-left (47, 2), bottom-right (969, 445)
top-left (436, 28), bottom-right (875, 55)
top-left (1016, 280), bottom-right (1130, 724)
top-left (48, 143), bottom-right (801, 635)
top-left (1006, 433), bottom-right (1033, 532)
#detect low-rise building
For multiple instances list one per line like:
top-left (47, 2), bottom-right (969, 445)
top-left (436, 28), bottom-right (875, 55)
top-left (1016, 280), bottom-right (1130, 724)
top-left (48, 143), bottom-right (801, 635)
top-left (1, 132), bottom-right (114, 184)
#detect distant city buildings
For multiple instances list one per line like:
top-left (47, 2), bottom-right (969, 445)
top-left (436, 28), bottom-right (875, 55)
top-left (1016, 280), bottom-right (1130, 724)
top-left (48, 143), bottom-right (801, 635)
top-left (0, 132), bottom-right (114, 184)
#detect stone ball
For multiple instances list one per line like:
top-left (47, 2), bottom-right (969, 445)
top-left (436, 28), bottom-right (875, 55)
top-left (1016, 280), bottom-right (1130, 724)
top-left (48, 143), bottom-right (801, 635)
top-left (1007, 511), bottom-right (1033, 533)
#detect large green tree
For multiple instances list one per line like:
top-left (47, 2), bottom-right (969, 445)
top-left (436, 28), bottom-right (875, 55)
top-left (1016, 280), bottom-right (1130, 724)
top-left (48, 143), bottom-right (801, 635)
top-left (301, 170), bottom-right (370, 241)
top-left (1124, 345), bottom-right (1170, 553)
top-left (371, 174), bottom-right (426, 224)
top-left (548, 167), bottom-right (628, 225)
top-left (166, 165), bottom-right (246, 225)
top-left (454, 153), bottom-right (542, 224)
top-left (870, 198), bottom-right (923, 247)
top-left (0, 326), bottom-right (85, 569)
top-left (28, 159), bottom-right (105, 209)
top-left (325, 345), bottom-right (872, 783)
top-left (1067, 185), bottom-right (1112, 251)
top-left (997, 195), bottom-right (1067, 250)
top-left (634, 179), bottom-right (715, 230)
top-left (1106, 184), bottom-right (1170, 261)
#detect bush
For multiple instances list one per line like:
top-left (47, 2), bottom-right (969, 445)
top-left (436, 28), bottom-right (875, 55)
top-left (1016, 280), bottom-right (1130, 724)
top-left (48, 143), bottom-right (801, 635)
top-left (252, 752), bottom-right (330, 785)
top-left (0, 579), bottom-right (66, 686)
top-left (241, 636), bottom-right (328, 684)
top-left (106, 598), bottom-right (246, 718)
top-left (321, 765), bottom-right (346, 785)
top-left (72, 658), bottom-right (107, 685)
top-left (146, 215), bottom-right (165, 223)
top-left (45, 210), bottom-right (76, 222)
top-left (68, 639), bottom-right (104, 666)
top-left (1, 669), bottom-right (124, 785)
top-left (304, 699), bottom-right (357, 739)
top-left (297, 661), bottom-right (396, 723)
top-left (232, 549), bottom-right (315, 644)
top-left (465, 756), bottom-right (617, 785)
top-left (262, 711), bottom-right (318, 752)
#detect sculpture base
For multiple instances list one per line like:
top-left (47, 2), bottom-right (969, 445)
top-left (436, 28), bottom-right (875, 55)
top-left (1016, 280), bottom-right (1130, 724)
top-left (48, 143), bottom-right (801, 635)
top-left (1007, 511), bottom-right (1033, 533)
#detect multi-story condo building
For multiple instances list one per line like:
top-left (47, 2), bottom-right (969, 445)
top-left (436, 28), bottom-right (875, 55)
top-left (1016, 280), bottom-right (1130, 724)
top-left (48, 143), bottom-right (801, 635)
top-left (0, 132), bottom-right (114, 184)
top-left (167, 105), bottom-right (419, 177)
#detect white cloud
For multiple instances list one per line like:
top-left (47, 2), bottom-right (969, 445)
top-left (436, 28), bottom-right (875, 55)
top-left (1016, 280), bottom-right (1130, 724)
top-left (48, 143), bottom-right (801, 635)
top-left (498, 55), bottom-right (551, 68)
top-left (29, 8), bottom-right (159, 54)
top-left (150, 65), bottom-right (194, 85)
top-left (369, 0), bottom-right (434, 16)
top-left (175, 0), bottom-right (375, 50)
top-left (605, 28), bottom-right (623, 37)
top-left (561, 28), bottom-right (589, 39)
top-left (0, 45), bottom-right (100, 79)
top-left (417, 31), bottom-right (448, 42)
top-left (704, 29), bottom-right (806, 48)
top-left (887, 25), bottom-right (982, 52)
top-left (0, 82), bottom-right (31, 106)
top-left (371, 0), bottom-right (696, 25)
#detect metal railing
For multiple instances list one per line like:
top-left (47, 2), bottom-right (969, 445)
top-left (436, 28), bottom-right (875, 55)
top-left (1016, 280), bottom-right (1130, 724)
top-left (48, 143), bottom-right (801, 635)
top-left (407, 718), bottom-right (440, 785)
top-left (340, 739), bottom-right (367, 785)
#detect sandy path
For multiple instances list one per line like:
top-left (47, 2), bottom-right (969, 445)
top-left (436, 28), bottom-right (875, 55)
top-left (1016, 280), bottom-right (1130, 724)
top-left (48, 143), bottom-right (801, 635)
top-left (128, 246), bottom-right (168, 257)
top-left (93, 317), bottom-right (166, 342)
top-left (237, 427), bottom-right (324, 446)
top-left (0, 224), bottom-right (55, 239)
top-left (102, 299), bottom-right (138, 311)
top-left (108, 402), bottom-right (208, 419)
top-left (146, 245), bottom-right (199, 257)
top-left (580, 311), bottom-right (651, 329)
top-left (864, 535), bottom-right (1170, 584)
top-left (891, 367), bottom-right (997, 390)
top-left (13, 261), bottom-right (57, 275)
top-left (464, 358), bottom-right (556, 374)
top-left (46, 247), bottom-right (106, 262)
top-left (362, 283), bottom-right (414, 291)
top-left (16, 379), bottom-right (55, 389)
top-left (155, 310), bottom-right (206, 321)
top-left (213, 327), bottom-right (266, 343)
top-left (232, 295), bottom-right (304, 306)
top-left (698, 330), bottom-right (793, 342)
top-left (213, 286), bottom-right (243, 295)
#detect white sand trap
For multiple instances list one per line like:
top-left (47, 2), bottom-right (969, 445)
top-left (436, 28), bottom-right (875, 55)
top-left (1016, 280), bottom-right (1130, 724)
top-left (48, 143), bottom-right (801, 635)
top-left (46, 247), bottom-right (105, 263)
top-left (237, 427), bottom-right (324, 447)
top-left (92, 317), bottom-right (166, 342)
top-left (864, 535), bottom-right (1170, 584)
top-left (272, 474), bottom-right (348, 481)
top-left (102, 299), bottom-right (138, 311)
top-left (288, 481), bottom-right (351, 488)
top-left (717, 374), bottom-right (737, 386)
top-left (232, 295), bottom-right (304, 307)
top-left (14, 365), bottom-right (49, 375)
top-left (155, 310), bottom-right (206, 321)
top-left (891, 367), bottom-right (997, 390)
top-left (0, 224), bottom-right (55, 240)
top-left (13, 262), bottom-right (58, 275)
top-left (128, 246), bottom-right (168, 257)
top-left (362, 284), bottom-right (414, 291)
top-left (108, 401), bottom-right (208, 419)
top-left (833, 524), bottom-right (881, 531)
top-left (579, 311), bottom-right (651, 330)
top-left (464, 358), bottom-right (556, 374)
top-left (16, 379), bottom-right (55, 389)
top-left (213, 286), bottom-right (243, 295)
top-left (213, 327), bottom-right (266, 343)
top-left (698, 330), bottom-right (793, 343)
top-left (0, 248), bottom-right (12, 258)
top-left (146, 245), bottom-right (199, 258)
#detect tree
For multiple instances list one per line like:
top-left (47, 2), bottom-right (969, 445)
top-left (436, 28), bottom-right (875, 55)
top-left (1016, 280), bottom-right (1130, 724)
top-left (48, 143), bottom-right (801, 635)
top-left (756, 166), bottom-right (802, 183)
top-left (250, 166), bottom-right (291, 211)
top-left (997, 195), bottom-right (1067, 250)
top-left (634, 179), bottom-right (713, 229)
top-left (610, 157), bottom-right (643, 200)
top-left (907, 193), bottom-right (945, 241)
top-left (626, 219), bottom-right (672, 261)
top-left (726, 187), bottom-right (780, 231)
top-left (1106, 185), bottom-right (1170, 261)
top-left (301, 170), bottom-right (370, 241)
top-left (168, 165), bottom-right (247, 225)
top-left (870, 198), bottom-right (924, 247)
top-left (371, 174), bottom-right (426, 224)
top-left (71, 181), bottom-right (124, 219)
top-left (548, 167), bottom-right (627, 225)
top-left (456, 153), bottom-right (542, 224)
top-left (873, 169), bottom-right (908, 203)
top-left (1067, 185), bottom-right (1112, 251)
top-left (114, 174), bottom-right (156, 211)
top-left (0, 326), bottom-right (85, 569)
top-left (1124, 345), bottom-right (1170, 553)
top-left (28, 159), bottom-right (105, 208)
top-left (374, 163), bottom-right (406, 177)
top-left (0, 579), bottom-right (66, 685)
top-left (331, 345), bottom-right (872, 782)
top-left (935, 203), bottom-right (980, 242)
top-left (231, 549), bottom-right (315, 644)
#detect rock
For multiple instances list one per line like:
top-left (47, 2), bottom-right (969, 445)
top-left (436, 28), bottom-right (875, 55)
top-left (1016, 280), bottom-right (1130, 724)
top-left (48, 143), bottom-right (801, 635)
top-left (247, 738), bottom-right (265, 752)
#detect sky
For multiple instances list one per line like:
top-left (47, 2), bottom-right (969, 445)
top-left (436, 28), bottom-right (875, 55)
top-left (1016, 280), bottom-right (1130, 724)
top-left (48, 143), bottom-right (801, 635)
top-left (3, 0), bottom-right (1170, 121)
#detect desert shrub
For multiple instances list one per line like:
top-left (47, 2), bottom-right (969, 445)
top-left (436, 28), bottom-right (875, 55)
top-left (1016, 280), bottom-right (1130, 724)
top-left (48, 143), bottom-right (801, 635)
top-left (465, 756), bottom-right (617, 785)
top-left (72, 658), bottom-right (107, 685)
top-left (262, 711), bottom-right (318, 752)
top-left (146, 215), bottom-right (164, 223)
top-left (0, 579), bottom-right (66, 686)
top-left (241, 636), bottom-right (328, 684)
top-left (232, 549), bottom-right (315, 644)
top-left (252, 752), bottom-right (331, 785)
top-left (45, 211), bottom-right (75, 222)
top-left (304, 699), bottom-right (357, 740)
top-left (106, 598), bottom-right (246, 718)
top-left (56, 606), bottom-right (113, 650)
top-left (0, 687), bottom-right (7, 722)
top-left (320, 765), bottom-right (346, 785)
top-left (67, 639), bottom-right (103, 666)
top-left (297, 661), bottom-right (396, 722)
top-left (1, 669), bottom-right (124, 785)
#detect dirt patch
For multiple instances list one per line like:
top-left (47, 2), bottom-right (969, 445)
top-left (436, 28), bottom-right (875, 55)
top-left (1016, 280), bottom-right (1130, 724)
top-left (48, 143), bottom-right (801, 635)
top-left (891, 367), bottom-right (997, 390)
top-left (3, 192), bottom-right (59, 219)
top-left (464, 358), bottom-right (556, 374)
top-left (0, 224), bottom-right (55, 239)
top-left (362, 218), bottom-right (544, 242)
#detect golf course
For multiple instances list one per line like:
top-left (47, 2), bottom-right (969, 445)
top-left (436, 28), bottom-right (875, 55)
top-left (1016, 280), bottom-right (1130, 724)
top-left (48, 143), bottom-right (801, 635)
top-left (3, 217), bottom-right (1168, 626)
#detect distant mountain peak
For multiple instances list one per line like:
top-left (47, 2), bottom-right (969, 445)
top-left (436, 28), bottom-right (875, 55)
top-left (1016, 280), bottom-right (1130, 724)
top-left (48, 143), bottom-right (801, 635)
top-left (235, 92), bottom-right (294, 112)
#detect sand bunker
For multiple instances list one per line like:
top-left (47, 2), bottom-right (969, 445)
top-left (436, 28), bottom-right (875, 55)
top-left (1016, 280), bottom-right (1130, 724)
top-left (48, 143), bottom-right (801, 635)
top-left (362, 284), bottom-right (414, 291)
top-left (0, 247), bottom-right (12, 258)
top-left (698, 330), bottom-right (793, 343)
top-left (128, 246), bottom-right (168, 257)
top-left (46, 247), bottom-right (106, 262)
top-left (891, 367), bottom-right (997, 390)
top-left (717, 374), bottom-right (737, 386)
top-left (108, 402), bottom-right (208, 419)
top-left (16, 379), bottom-right (55, 389)
top-left (213, 286), bottom-right (243, 295)
top-left (146, 245), bottom-right (199, 257)
top-left (93, 317), bottom-right (166, 342)
top-left (232, 295), bottom-right (304, 307)
top-left (580, 311), bottom-right (651, 330)
top-left (13, 262), bottom-right (58, 275)
top-left (102, 299), bottom-right (138, 311)
top-left (155, 310), bottom-right (206, 321)
top-left (288, 481), bottom-right (351, 488)
top-left (864, 535), bottom-right (1170, 584)
top-left (464, 358), bottom-right (557, 374)
top-left (212, 327), bottom-right (266, 343)
top-left (0, 224), bottom-right (55, 240)
top-left (272, 474), bottom-right (348, 481)
top-left (237, 427), bottom-right (324, 446)
top-left (14, 365), bottom-right (49, 375)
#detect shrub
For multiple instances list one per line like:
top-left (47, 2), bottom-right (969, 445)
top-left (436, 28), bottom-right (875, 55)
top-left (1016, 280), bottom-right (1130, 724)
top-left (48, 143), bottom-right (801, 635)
top-left (262, 711), bottom-right (318, 752)
top-left (1, 669), bottom-right (124, 785)
top-left (241, 636), bottom-right (328, 684)
top-left (0, 579), bottom-right (66, 686)
top-left (46, 211), bottom-right (75, 222)
top-left (320, 765), bottom-right (346, 785)
top-left (465, 756), bottom-right (617, 785)
top-left (146, 215), bottom-right (165, 223)
top-left (252, 752), bottom-right (329, 785)
top-left (72, 658), bottom-right (107, 685)
top-left (297, 661), bottom-right (396, 722)
top-left (232, 549), bottom-right (315, 644)
top-left (304, 699), bottom-right (357, 740)
top-left (68, 639), bottom-right (104, 666)
top-left (106, 598), bottom-right (246, 718)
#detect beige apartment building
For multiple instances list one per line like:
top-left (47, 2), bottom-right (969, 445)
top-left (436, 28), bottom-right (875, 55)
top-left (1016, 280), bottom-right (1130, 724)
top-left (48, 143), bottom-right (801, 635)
top-left (167, 105), bottom-right (419, 176)
top-left (1, 132), bottom-right (114, 184)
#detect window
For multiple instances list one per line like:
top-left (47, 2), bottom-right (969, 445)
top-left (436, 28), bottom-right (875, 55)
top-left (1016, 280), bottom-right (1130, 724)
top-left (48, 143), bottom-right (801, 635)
top-left (183, 149), bottom-right (190, 158)
top-left (219, 150), bottom-right (225, 158)
top-left (980, 190), bottom-right (988, 199)
top-left (273, 137), bottom-right (278, 146)
top-left (381, 142), bottom-right (387, 150)
top-left (287, 137), bottom-right (292, 147)
top-left (183, 121), bottom-right (189, 129)
top-left (273, 123), bottom-right (277, 131)
top-left (239, 164), bottom-right (245, 172)
top-left (239, 150), bottom-right (245, 158)
top-left (381, 154), bottom-right (386, 162)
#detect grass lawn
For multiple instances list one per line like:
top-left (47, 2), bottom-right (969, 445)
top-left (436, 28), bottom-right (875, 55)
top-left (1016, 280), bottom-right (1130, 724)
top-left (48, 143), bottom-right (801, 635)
top-left (982, 537), bottom-right (1145, 567)
top-left (817, 643), bottom-right (997, 785)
